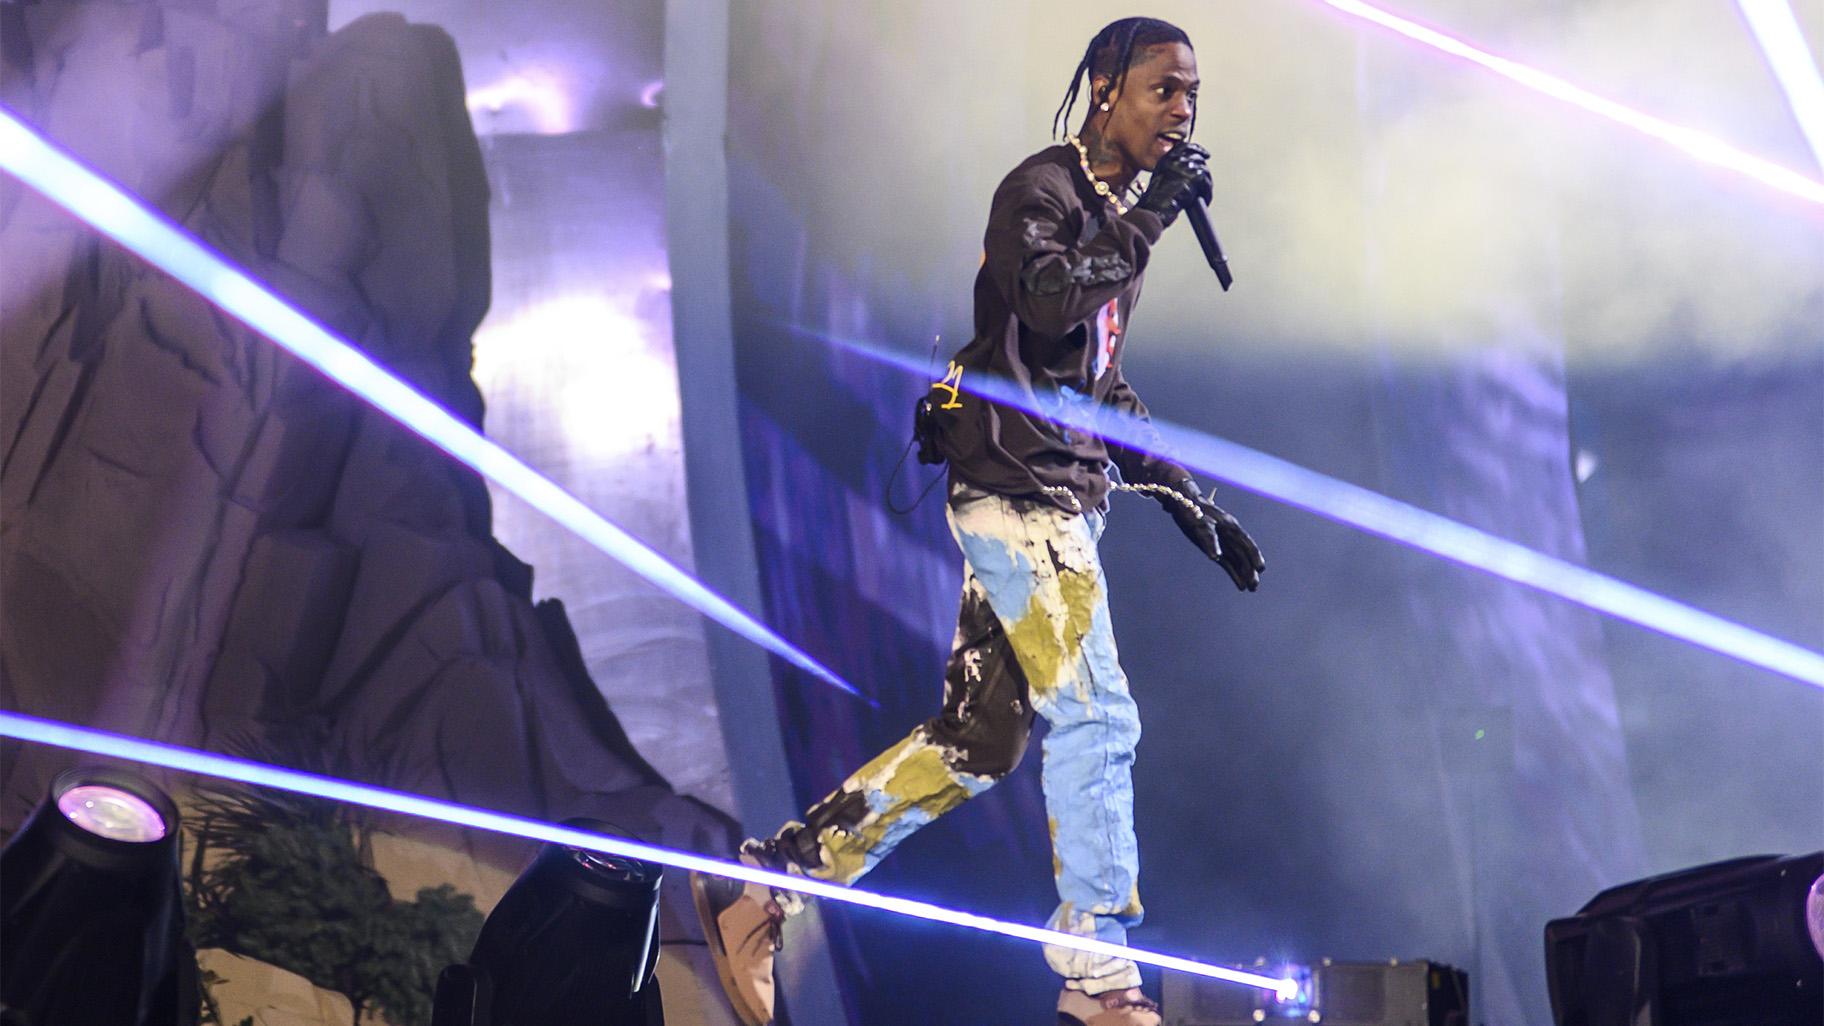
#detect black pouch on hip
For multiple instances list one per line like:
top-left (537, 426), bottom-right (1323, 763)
top-left (913, 394), bottom-right (945, 466)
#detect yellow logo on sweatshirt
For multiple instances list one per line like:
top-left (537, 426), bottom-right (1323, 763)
top-left (932, 361), bottom-right (965, 410)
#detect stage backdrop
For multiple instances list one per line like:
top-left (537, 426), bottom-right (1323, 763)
top-left (328, 0), bottom-right (733, 817)
top-left (721, 2), bottom-right (1822, 1024)
top-left (1, 1), bottom-right (744, 1023)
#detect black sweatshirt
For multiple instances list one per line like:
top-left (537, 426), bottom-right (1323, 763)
top-left (933, 143), bottom-right (1193, 513)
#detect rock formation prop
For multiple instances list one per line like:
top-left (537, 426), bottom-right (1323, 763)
top-left (0, 2), bottom-right (737, 1010)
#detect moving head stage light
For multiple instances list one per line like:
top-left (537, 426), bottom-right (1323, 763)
top-left (1546, 852), bottom-right (1824, 1026)
top-left (434, 821), bottom-right (665, 1026)
top-left (1, 767), bottom-right (198, 1026)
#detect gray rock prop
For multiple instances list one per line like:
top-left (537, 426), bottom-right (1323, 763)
top-left (0, 0), bottom-right (735, 961)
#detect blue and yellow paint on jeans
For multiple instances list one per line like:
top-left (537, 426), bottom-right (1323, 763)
top-left (754, 484), bottom-right (1146, 993)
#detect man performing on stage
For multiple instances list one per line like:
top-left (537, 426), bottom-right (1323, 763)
top-left (694, 17), bottom-right (1264, 1026)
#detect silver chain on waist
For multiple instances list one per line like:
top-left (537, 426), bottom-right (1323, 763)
top-left (1038, 481), bottom-right (1202, 516)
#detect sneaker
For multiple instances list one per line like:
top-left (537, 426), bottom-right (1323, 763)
top-left (1057, 986), bottom-right (1163, 1026)
top-left (691, 856), bottom-right (786, 1026)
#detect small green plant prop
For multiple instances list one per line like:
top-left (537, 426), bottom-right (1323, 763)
top-left (187, 754), bottom-right (483, 1026)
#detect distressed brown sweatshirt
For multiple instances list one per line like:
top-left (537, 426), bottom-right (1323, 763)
top-left (933, 144), bottom-right (1192, 513)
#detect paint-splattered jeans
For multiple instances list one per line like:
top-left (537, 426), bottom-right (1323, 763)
top-left (752, 483), bottom-right (1145, 994)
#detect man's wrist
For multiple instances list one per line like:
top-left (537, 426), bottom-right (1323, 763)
top-left (1121, 206), bottom-right (1168, 244)
top-left (1162, 468), bottom-right (1197, 493)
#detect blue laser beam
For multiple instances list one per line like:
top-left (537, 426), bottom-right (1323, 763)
top-left (0, 105), bottom-right (866, 705)
top-left (803, 325), bottom-right (1824, 691)
top-left (1736, 0), bottom-right (1824, 173)
top-left (0, 711), bottom-right (1296, 999)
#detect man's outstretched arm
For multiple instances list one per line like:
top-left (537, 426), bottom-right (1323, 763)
top-left (1105, 368), bottom-right (1265, 592)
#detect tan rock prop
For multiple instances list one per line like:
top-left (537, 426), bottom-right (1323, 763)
top-left (368, 829), bottom-right (519, 910)
top-left (198, 949), bottom-right (354, 1026)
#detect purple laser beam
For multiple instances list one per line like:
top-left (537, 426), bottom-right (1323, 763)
top-left (1318, 0), bottom-right (1824, 207)
top-left (1735, 0), bottom-right (1824, 173)
top-left (0, 711), bottom-right (1298, 1000)
top-left (0, 105), bottom-right (868, 705)
top-left (800, 324), bottom-right (1824, 691)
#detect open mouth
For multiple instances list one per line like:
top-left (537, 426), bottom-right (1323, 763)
top-left (1157, 130), bottom-right (1186, 151)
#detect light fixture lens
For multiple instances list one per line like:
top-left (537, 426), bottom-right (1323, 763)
top-left (57, 784), bottom-right (167, 842)
top-left (1807, 871), bottom-right (1824, 960)
top-left (570, 847), bottom-right (664, 884)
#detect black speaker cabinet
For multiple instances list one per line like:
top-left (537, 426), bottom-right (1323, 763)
top-left (1164, 959), bottom-right (1468, 1025)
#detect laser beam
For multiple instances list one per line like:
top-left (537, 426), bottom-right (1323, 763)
top-left (0, 711), bottom-right (1297, 1000)
top-left (1317, 0), bottom-right (1824, 207)
top-left (0, 105), bottom-right (866, 705)
top-left (805, 325), bottom-right (1824, 691)
top-left (1736, 0), bottom-right (1824, 173)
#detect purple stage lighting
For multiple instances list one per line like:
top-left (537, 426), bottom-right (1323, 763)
top-left (466, 72), bottom-right (574, 134)
top-left (56, 785), bottom-right (167, 843)
top-left (808, 326), bottom-right (1824, 691)
top-left (1808, 870), bottom-right (1824, 960)
top-left (3, 767), bottom-right (189, 1026)
top-left (1736, 0), bottom-right (1824, 173)
top-left (1318, 0), bottom-right (1824, 207)
top-left (0, 712), bottom-right (1299, 1001)
top-left (0, 105), bottom-right (866, 705)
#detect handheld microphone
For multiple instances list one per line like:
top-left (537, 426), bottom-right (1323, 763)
top-left (1184, 195), bottom-right (1232, 291)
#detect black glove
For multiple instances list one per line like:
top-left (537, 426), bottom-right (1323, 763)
top-left (1135, 142), bottom-right (1211, 227)
top-left (1158, 477), bottom-right (1265, 592)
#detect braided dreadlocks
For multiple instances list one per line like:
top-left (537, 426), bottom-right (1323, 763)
top-left (1052, 17), bottom-right (1196, 141)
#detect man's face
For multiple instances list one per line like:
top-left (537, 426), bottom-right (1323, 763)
top-left (1096, 42), bottom-right (1200, 172)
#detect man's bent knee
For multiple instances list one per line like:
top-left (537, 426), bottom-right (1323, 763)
top-left (926, 706), bottom-right (1031, 779)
